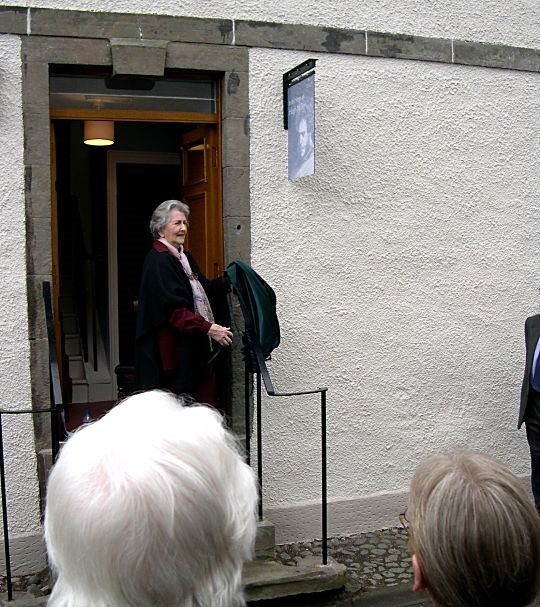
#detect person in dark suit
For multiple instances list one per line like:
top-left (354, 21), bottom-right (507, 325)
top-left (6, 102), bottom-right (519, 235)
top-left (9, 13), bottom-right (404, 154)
top-left (519, 313), bottom-right (540, 512)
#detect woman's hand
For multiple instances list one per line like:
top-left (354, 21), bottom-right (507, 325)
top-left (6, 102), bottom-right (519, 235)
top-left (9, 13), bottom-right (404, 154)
top-left (208, 324), bottom-right (233, 347)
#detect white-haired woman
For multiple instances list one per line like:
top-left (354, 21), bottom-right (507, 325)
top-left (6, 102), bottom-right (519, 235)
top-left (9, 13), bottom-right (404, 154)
top-left (406, 451), bottom-right (540, 607)
top-left (135, 200), bottom-right (232, 405)
top-left (44, 391), bottom-right (258, 607)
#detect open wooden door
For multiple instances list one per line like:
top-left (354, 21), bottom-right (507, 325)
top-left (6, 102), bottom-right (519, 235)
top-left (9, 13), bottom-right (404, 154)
top-left (180, 125), bottom-right (223, 278)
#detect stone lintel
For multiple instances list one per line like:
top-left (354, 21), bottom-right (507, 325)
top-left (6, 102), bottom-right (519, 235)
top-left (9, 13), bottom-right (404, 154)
top-left (29, 8), bottom-right (233, 45)
top-left (22, 35), bottom-right (110, 65)
top-left (166, 41), bottom-right (248, 72)
top-left (0, 5), bottom-right (27, 34)
top-left (0, 6), bottom-right (535, 75)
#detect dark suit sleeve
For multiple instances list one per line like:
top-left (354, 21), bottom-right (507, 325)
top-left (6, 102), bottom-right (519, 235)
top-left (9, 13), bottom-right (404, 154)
top-left (519, 318), bottom-right (533, 428)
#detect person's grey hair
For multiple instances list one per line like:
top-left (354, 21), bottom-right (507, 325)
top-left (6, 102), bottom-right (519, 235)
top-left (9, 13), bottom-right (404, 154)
top-left (408, 451), bottom-right (540, 607)
top-left (149, 199), bottom-right (190, 239)
top-left (44, 391), bottom-right (258, 607)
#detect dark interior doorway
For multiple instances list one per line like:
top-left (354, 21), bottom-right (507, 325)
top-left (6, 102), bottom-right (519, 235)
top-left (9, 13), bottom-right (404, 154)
top-left (116, 162), bottom-right (181, 366)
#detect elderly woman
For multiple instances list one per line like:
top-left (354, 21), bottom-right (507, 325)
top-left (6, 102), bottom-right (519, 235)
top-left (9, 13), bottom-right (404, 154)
top-left (405, 451), bottom-right (540, 607)
top-left (135, 200), bottom-right (232, 405)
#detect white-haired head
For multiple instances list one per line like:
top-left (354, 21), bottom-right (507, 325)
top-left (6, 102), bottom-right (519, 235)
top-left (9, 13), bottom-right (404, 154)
top-left (44, 391), bottom-right (258, 607)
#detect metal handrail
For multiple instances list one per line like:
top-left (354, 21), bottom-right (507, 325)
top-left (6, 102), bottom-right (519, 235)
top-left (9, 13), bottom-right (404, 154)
top-left (243, 330), bottom-right (329, 565)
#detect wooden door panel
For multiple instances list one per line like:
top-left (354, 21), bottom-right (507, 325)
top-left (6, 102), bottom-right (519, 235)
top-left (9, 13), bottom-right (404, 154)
top-left (183, 191), bottom-right (208, 274)
top-left (183, 142), bottom-right (207, 185)
top-left (180, 125), bottom-right (222, 278)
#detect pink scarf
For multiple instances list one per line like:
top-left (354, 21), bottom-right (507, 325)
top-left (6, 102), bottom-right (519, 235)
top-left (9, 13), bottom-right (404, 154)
top-left (157, 238), bottom-right (215, 325)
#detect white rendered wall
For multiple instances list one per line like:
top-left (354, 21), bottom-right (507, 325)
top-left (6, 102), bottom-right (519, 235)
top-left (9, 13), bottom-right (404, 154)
top-left (0, 34), bottom-right (44, 572)
top-left (1, 0), bottom-right (539, 549)
top-left (248, 48), bottom-right (540, 539)
top-left (8, 0), bottom-right (540, 49)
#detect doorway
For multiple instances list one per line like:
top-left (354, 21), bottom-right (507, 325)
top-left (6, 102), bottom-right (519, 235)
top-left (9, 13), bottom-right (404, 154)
top-left (52, 118), bottom-right (224, 406)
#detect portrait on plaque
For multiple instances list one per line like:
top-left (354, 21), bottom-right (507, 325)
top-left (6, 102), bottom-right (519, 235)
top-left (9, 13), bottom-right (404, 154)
top-left (287, 73), bottom-right (315, 180)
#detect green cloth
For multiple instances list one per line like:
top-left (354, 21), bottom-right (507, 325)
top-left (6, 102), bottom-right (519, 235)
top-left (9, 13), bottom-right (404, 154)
top-left (225, 260), bottom-right (280, 359)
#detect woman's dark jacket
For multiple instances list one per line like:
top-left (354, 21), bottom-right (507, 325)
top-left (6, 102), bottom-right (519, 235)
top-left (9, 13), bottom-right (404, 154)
top-left (134, 241), bottom-right (228, 395)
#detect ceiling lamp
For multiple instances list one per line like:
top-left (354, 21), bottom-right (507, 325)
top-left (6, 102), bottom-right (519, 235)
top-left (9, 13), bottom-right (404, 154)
top-left (83, 120), bottom-right (114, 146)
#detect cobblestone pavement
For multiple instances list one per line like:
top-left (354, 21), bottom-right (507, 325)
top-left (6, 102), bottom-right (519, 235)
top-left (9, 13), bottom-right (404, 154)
top-left (0, 529), bottom-right (420, 606)
top-left (4, 527), bottom-right (540, 606)
top-left (271, 527), bottom-right (540, 606)
top-left (275, 528), bottom-right (414, 593)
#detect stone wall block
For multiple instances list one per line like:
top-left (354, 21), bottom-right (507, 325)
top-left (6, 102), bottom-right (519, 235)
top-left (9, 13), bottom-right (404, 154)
top-left (222, 167), bottom-right (250, 218)
top-left (22, 62), bottom-right (49, 115)
top-left (222, 70), bottom-right (249, 119)
top-left (223, 216), bottom-right (251, 265)
top-left (25, 164), bottom-right (51, 220)
top-left (166, 42), bottom-right (248, 72)
top-left (29, 337), bottom-right (53, 449)
top-left (236, 20), bottom-right (366, 55)
top-left (111, 39), bottom-right (167, 76)
top-left (229, 324), bottom-right (248, 435)
top-left (367, 31), bottom-right (452, 63)
top-left (0, 6), bottom-right (27, 35)
top-left (26, 217), bottom-right (52, 276)
top-left (27, 276), bottom-right (50, 341)
top-left (23, 36), bottom-right (110, 65)
top-left (222, 117), bottom-right (250, 168)
top-left (23, 112), bottom-right (50, 168)
top-left (454, 41), bottom-right (540, 72)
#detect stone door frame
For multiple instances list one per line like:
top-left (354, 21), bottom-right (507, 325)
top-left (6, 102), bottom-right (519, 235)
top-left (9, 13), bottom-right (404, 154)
top-left (22, 24), bottom-right (250, 448)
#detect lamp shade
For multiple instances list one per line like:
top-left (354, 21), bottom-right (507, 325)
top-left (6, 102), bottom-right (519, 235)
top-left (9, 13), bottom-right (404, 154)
top-left (83, 120), bottom-right (114, 146)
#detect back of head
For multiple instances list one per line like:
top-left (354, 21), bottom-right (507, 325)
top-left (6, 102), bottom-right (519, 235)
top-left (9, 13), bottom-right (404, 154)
top-left (408, 451), bottom-right (540, 607)
top-left (44, 391), bottom-right (258, 607)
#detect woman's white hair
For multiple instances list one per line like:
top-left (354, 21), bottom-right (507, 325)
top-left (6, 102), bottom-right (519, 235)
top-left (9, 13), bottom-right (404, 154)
top-left (44, 391), bottom-right (258, 607)
top-left (408, 451), bottom-right (540, 607)
top-left (149, 199), bottom-right (190, 239)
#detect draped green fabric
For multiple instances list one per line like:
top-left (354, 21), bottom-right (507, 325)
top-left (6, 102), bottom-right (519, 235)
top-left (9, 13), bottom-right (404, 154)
top-left (225, 260), bottom-right (280, 359)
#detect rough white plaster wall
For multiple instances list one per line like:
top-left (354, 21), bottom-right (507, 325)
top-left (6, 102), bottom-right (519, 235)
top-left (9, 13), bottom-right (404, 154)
top-left (13, 0), bottom-right (540, 49)
top-left (249, 48), bottom-right (540, 529)
top-left (0, 35), bottom-right (42, 541)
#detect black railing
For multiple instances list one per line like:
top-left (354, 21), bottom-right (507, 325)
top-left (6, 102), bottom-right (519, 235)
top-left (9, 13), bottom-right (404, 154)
top-left (0, 282), bottom-right (63, 601)
top-left (243, 331), bottom-right (329, 565)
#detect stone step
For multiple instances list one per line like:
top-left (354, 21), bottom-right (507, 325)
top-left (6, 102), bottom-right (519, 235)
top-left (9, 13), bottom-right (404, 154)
top-left (68, 355), bottom-right (84, 380)
top-left (71, 379), bottom-right (88, 402)
top-left (255, 519), bottom-right (275, 560)
top-left (244, 556), bottom-right (346, 602)
top-left (61, 312), bottom-right (78, 335)
top-left (64, 334), bottom-right (81, 357)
